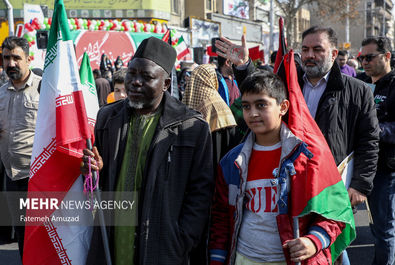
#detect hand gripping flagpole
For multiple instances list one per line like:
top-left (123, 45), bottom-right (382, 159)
top-left (87, 138), bottom-right (112, 265)
top-left (293, 216), bottom-right (301, 265)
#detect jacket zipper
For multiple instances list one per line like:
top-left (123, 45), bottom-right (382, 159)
top-left (165, 145), bottom-right (173, 180)
top-left (230, 160), bottom-right (243, 265)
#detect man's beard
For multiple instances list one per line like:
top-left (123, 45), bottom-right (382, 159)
top-left (128, 99), bottom-right (144, 109)
top-left (302, 53), bottom-right (333, 79)
top-left (6, 67), bottom-right (22, 80)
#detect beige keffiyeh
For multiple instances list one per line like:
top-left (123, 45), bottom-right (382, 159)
top-left (182, 64), bottom-right (236, 132)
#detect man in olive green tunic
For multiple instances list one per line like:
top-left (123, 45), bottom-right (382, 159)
top-left (82, 37), bottom-right (214, 265)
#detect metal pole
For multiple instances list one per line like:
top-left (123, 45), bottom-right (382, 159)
top-left (293, 217), bottom-right (301, 265)
top-left (364, 2), bottom-right (367, 38)
top-left (382, 0), bottom-right (386, 36)
top-left (345, 0), bottom-right (350, 43)
top-left (87, 139), bottom-right (112, 265)
top-left (3, 0), bottom-right (14, 36)
top-left (269, 0), bottom-right (274, 52)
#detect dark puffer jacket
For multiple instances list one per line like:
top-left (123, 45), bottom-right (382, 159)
top-left (235, 61), bottom-right (380, 195)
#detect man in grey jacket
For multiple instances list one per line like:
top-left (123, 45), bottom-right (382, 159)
top-left (0, 36), bottom-right (41, 257)
top-left (82, 37), bottom-right (214, 265)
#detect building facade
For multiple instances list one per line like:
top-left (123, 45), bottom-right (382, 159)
top-left (309, 0), bottom-right (394, 56)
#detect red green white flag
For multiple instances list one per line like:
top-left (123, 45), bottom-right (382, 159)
top-left (283, 50), bottom-right (356, 262)
top-left (23, 0), bottom-right (99, 264)
top-left (170, 29), bottom-right (190, 60)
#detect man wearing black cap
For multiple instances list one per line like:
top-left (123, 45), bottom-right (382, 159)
top-left (82, 37), bottom-right (214, 265)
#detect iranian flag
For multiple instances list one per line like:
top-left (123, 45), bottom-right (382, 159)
top-left (23, 0), bottom-right (99, 264)
top-left (170, 29), bottom-right (190, 60)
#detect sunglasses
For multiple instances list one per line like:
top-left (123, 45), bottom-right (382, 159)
top-left (358, 53), bottom-right (383, 62)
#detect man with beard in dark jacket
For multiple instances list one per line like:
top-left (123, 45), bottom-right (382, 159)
top-left (215, 26), bottom-right (380, 264)
top-left (81, 37), bottom-right (214, 265)
top-left (359, 36), bottom-right (395, 265)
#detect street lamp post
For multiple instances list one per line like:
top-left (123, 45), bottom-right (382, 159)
top-left (269, 0), bottom-right (274, 52)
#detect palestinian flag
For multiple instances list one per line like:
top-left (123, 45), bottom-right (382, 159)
top-left (282, 50), bottom-right (356, 263)
top-left (23, 0), bottom-right (99, 264)
top-left (273, 17), bottom-right (287, 74)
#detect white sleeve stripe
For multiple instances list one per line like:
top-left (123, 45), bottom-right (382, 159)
top-left (211, 254), bottom-right (226, 259)
top-left (310, 230), bottom-right (329, 248)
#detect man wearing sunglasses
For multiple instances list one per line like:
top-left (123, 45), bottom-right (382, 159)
top-left (360, 36), bottom-right (395, 265)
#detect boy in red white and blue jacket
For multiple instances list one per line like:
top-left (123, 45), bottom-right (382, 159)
top-left (209, 71), bottom-right (345, 265)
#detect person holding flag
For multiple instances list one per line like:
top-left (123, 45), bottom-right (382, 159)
top-left (81, 36), bottom-right (214, 265)
top-left (22, 0), bottom-right (99, 264)
top-left (217, 26), bottom-right (379, 210)
top-left (212, 23), bottom-right (374, 265)
top-left (209, 68), bottom-right (351, 265)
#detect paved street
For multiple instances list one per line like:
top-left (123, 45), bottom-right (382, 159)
top-left (0, 203), bottom-right (375, 265)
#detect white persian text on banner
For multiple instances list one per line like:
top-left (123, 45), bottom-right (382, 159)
top-left (44, 221), bottom-right (72, 265)
top-left (55, 94), bottom-right (74, 107)
top-left (30, 138), bottom-right (57, 178)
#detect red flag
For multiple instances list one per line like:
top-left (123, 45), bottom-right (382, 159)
top-left (162, 29), bottom-right (170, 43)
top-left (280, 50), bottom-right (356, 262)
top-left (248, 46), bottom-right (260, 61)
top-left (273, 17), bottom-right (287, 73)
top-left (207, 46), bottom-right (218, 57)
top-left (259, 50), bottom-right (264, 62)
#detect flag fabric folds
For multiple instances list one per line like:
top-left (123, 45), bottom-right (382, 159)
top-left (283, 50), bottom-right (356, 263)
top-left (274, 16), bottom-right (356, 262)
top-left (248, 46), bottom-right (261, 61)
top-left (170, 29), bottom-right (190, 60)
top-left (273, 17), bottom-right (287, 74)
top-left (23, 0), bottom-right (99, 264)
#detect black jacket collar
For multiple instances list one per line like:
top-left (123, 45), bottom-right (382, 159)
top-left (375, 69), bottom-right (395, 85)
top-left (298, 61), bottom-right (344, 92)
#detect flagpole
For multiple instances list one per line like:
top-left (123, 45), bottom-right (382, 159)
top-left (87, 138), bottom-right (112, 265)
top-left (293, 217), bottom-right (301, 265)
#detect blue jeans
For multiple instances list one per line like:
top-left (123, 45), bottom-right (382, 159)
top-left (342, 250), bottom-right (350, 265)
top-left (368, 171), bottom-right (395, 265)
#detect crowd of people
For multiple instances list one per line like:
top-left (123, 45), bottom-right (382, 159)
top-left (0, 23), bottom-right (394, 265)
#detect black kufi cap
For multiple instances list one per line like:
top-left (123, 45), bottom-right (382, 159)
top-left (133, 37), bottom-right (177, 74)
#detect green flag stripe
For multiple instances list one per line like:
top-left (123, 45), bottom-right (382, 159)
top-left (298, 180), bottom-right (356, 263)
top-left (79, 52), bottom-right (97, 97)
top-left (45, 0), bottom-right (71, 70)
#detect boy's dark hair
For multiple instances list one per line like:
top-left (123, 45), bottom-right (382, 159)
top-left (113, 68), bottom-right (127, 84)
top-left (240, 70), bottom-right (288, 104)
top-left (302, 26), bottom-right (337, 47)
top-left (361, 36), bottom-right (392, 53)
top-left (1, 36), bottom-right (29, 57)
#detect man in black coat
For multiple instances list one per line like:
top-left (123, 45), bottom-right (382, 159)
top-left (81, 37), bottom-right (214, 265)
top-left (359, 36), bottom-right (395, 265)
